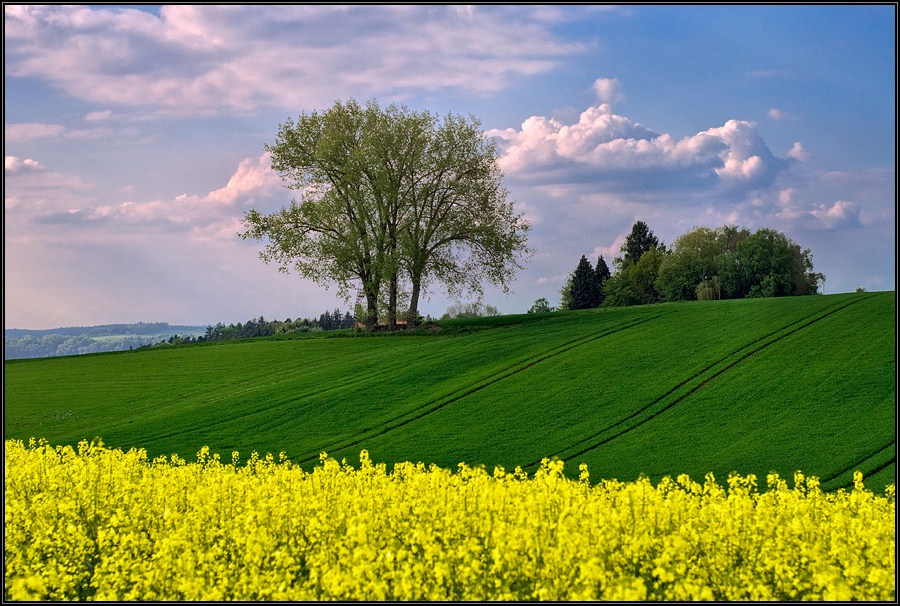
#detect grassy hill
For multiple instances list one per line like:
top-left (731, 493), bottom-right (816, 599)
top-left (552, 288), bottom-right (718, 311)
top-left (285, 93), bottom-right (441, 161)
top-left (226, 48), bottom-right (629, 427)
top-left (4, 291), bottom-right (895, 491)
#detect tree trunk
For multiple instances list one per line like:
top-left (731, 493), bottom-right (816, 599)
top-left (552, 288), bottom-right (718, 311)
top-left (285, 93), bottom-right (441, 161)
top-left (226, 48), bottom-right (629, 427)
top-left (387, 272), bottom-right (398, 330)
top-left (365, 291), bottom-right (378, 331)
top-left (407, 279), bottom-right (421, 330)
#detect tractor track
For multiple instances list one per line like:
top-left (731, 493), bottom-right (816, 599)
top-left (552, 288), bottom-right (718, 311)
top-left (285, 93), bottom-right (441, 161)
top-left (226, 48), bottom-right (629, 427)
top-left (527, 294), bottom-right (873, 470)
top-left (296, 313), bottom-right (667, 465)
top-left (819, 439), bottom-right (896, 489)
top-left (121, 348), bottom-right (437, 446)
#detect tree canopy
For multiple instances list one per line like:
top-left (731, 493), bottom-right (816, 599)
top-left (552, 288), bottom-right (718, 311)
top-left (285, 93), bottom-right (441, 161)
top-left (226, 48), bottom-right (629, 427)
top-left (556, 222), bottom-right (824, 310)
top-left (240, 99), bottom-right (531, 330)
top-left (441, 300), bottom-right (501, 320)
top-left (657, 225), bottom-right (824, 301)
top-left (527, 297), bottom-right (554, 314)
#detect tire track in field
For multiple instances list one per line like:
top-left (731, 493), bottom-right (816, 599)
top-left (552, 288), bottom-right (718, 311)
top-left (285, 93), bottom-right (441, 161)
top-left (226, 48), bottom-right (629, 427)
top-left (295, 313), bottom-right (667, 465)
top-left (201, 324), bottom-right (606, 442)
top-left (818, 439), bottom-right (896, 490)
top-left (125, 346), bottom-right (443, 445)
top-left (829, 452), bottom-right (896, 492)
top-left (529, 295), bottom-right (874, 470)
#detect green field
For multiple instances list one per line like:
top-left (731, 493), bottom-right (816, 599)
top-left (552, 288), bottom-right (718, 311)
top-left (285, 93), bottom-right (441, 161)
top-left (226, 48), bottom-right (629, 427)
top-left (4, 291), bottom-right (895, 490)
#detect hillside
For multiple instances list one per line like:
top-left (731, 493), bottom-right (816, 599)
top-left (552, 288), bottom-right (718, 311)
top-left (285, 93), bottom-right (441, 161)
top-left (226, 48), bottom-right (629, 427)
top-left (4, 292), bottom-right (895, 490)
top-left (4, 322), bottom-right (207, 360)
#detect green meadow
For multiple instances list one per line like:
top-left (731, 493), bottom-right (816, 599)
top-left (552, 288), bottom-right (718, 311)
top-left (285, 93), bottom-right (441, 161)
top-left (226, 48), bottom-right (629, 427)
top-left (4, 291), bottom-right (895, 490)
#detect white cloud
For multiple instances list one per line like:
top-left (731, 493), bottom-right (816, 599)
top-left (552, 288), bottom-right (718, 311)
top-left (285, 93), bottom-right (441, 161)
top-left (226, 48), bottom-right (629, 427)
top-left (5, 156), bottom-right (46, 175)
top-left (592, 233), bottom-right (627, 264)
top-left (809, 200), bottom-right (861, 229)
top-left (4, 5), bottom-right (585, 116)
top-left (5, 121), bottom-right (127, 143)
top-left (787, 142), bottom-right (809, 162)
top-left (14, 153), bottom-right (283, 242)
top-left (4, 123), bottom-right (66, 142)
top-left (489, 103), bottom-right (788, 193)
top-left (593, 78), bottom-right (623, 104)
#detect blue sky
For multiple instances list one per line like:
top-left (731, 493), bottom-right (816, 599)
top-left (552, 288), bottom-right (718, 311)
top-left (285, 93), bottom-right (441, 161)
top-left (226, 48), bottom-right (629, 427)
top-left (5, 5), bottom-right (896, 329)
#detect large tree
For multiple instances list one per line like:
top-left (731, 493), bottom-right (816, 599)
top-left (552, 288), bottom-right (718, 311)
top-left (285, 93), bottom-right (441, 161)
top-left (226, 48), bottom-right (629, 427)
top-left (655, 226), bottom-right (725, 302)
top-left (566, 255), bottom-right (602, 310)
top-left (240, 100), bottom-right (390, 329)
top-left (601, 221), bottom-right (666, 307)
top-left (621, 220), bottom-right (660, 265)
top-left (240, 99), bottom-right (530, 330)
top-left (399, 112), bottom-right (530, 327)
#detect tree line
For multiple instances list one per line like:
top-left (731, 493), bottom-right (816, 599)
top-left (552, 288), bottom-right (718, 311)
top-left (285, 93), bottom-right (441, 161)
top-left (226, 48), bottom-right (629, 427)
top-left (143, 310), bottom-right (358, 348)
top-left (4, 334), bottom-right (154, 360)
top-left (5, 311), bottom-right (359, 359)
top-left (241, 99), bottom-right (531, 332)
top-left (552, 221), bottom-right (825, 311)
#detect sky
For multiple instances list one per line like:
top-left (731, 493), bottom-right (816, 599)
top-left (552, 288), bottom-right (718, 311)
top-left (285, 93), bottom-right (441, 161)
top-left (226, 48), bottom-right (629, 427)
top-left (4, 4), bottom-right (896, 330)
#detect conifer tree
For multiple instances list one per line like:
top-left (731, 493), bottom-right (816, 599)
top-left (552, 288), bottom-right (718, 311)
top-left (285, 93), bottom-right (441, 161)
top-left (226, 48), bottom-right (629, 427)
top-left (568, 255), bottom-right (602, 310)
top-left (622, 221), bottom-right (660, 265)
top-left (595, 255), bottom-right (611, 305)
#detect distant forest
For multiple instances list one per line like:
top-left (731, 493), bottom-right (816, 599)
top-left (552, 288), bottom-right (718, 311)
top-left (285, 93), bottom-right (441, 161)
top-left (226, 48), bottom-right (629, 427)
top-left (149, 310), bottom-right (357, 348)
top-left (4, 311), bottom-right (356, 360)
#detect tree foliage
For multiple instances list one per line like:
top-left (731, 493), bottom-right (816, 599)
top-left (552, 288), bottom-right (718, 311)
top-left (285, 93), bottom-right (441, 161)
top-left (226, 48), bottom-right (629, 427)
top-left (565, 255), bottom-right (602, 310)
top-left (657, 226), bottom-right (824, 302)
top-left (595, 255), bottom-right (611, 306)
top-left (555, 222), bottom-right (824, 312)
top-left (601, 221), bottom-right (666, 307)
top-left (440, 300), bottom-right (501, 320)
top-left (621, 220), bottom-right (660, 266)
top-left (240, 99), bottom-right (531, 331)
top-left (527, 297), bottom-right (554, 314)
top-left (603, 247), bottom-right (666, 307)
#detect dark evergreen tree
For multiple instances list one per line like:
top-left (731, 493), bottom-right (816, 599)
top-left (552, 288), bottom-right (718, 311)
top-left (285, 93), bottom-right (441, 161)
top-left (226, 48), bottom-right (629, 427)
top-left (595, 255), bottom-right (611, 305)
top-left (568, 255), bottom-right (602, 310)
top-left (621, 221), bottom-right (660, 265)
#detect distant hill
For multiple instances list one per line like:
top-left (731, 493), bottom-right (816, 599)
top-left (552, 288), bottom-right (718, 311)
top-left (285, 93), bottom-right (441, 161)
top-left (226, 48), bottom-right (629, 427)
top-left (4, 292), bottom-right (895, 491)
top-left (4, 322), bottom-right (207, 360)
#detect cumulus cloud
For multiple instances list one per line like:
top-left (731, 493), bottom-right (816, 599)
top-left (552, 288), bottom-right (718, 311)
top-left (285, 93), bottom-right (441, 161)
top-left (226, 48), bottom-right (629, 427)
top-left (5, 156), bottom-right (46, 175)
top-left (4, 5), bottom-right (585, 115)
top-left (787, 142), bottom-right (809, 162)
top-left (205, 153), bottom-right (283, 206)
top-left (711, 179), bottom-right (873, 233)
top-left (488, 103), bottom-right (788, 194)
top-left (809, 200), bottom-right (861, 229)
top-left (593, 78), bottom-right (623, 104)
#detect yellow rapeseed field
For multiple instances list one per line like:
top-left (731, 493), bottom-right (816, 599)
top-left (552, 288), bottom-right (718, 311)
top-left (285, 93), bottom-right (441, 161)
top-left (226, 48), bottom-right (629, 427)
top-left (4, 438), bottom-right (895, 601)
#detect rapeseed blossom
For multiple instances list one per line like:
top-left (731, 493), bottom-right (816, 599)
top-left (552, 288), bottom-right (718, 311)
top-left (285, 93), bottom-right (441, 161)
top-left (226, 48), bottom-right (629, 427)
top-left (4, 439), bottom-right (895, 601)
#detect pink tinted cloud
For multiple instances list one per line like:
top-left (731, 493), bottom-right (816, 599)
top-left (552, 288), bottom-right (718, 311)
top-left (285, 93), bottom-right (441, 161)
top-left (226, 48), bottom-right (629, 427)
top-left (5, 5), bottom-right (583, 115)
top-left (5, 123), bottom-right (66, 142)
top-left (5, 155), bottom-right (46, 175)
top-left (14, 153), bottom-right (283, 242)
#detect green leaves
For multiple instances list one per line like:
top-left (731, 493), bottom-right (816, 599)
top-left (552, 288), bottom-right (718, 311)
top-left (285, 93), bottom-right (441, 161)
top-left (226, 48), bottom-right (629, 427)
top-left (656, 225), bottom-right (824, 302)
top-left (242, 99), bottom-right (530, 330)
